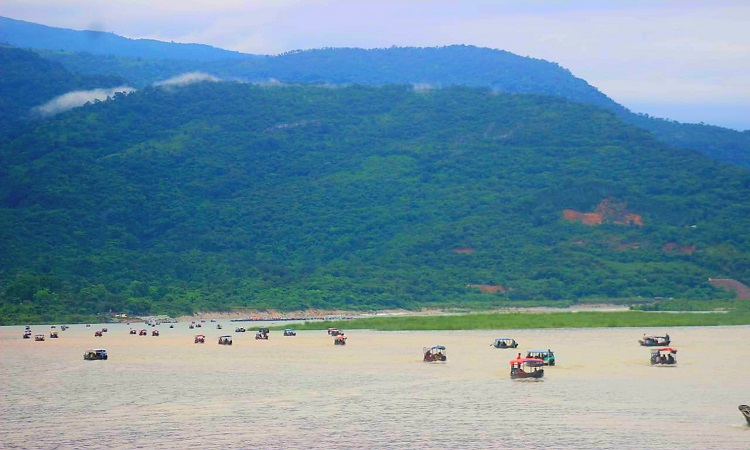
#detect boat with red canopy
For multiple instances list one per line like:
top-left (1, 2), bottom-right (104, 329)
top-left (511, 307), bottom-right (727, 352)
top-left (650, 347), bottom-right (677, 365)
top-left (510, 357), bottom-right (545, 379)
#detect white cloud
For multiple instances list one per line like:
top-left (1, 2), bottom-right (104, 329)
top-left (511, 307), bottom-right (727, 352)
top-left (153, 72), bottom-right (220, 87)
top-left (33, 86), bottom-right (135, 116)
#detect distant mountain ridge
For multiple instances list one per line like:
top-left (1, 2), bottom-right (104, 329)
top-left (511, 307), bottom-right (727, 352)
top-left (0, 16), bottom-right (254, 61)
top-left (3, 16), bottom-right (746, 169)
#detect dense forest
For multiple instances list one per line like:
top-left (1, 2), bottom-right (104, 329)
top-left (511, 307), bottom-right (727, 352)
top-left (2, 71), bottom-right (750, 323)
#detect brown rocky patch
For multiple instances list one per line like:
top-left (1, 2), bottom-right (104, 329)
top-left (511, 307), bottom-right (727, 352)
top-left (563, 198), bottom-right (643, 226)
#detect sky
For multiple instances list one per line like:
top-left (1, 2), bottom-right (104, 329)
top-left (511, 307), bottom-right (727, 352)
top-left (2, 0), bottom-right (748, 130)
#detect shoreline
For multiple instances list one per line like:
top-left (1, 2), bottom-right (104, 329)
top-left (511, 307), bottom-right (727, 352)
top-left (173, 303), bottom-right (631, 323)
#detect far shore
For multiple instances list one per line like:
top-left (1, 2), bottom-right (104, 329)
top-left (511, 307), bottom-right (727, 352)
top-left (173, 303), bottom-right (631, 323)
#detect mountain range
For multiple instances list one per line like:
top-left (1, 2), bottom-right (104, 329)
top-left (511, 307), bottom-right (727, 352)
top-left (1, 17), bottom-right (749, 324)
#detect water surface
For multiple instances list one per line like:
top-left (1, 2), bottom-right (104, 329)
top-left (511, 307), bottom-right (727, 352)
top-left (1, 323), bottom-right (748, 449)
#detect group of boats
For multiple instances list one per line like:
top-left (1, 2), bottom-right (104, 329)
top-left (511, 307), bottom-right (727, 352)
top-left (640, 334), bottom-right (677, 366)
top-left (486, 337), bottom-right (556, 379)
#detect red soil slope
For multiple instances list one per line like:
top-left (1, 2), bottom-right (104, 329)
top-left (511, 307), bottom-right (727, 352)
top-left (708, 278), bottom-right (750, 299)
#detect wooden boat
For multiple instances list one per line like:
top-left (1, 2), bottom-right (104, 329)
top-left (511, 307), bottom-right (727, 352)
top-left (739, 405), bottom-right (750, 425)
top-left (23, 331), bottom-right (31, 339)
top-left (334, 335), bottom-right (347, 345)
top-left (639, 334), bottom-right (670, 346)
top-left (194, 334), bottom-right (206, 344)
top-left (526, 350), bottom-right (555, 366)
top-left (218, 335), bottom-right (233, 345)
top-left (328, 328), bottom-right (343, 336)
top-left (490, 338), bottom-right (518, 349)
top-left (49, 331), bottom-right (59, 338)
top-left (84, 349), bottom-right (108, 360)
top-left (235, 327), bottom-right (246, 333)
top-left (152, 330), bottom-right (160, 336)
top-left (255, 328), bottom-right (270, 340)
top-left (34, 334), bottom-right (45, 341)
top-left (283, 328), bottom-right (297, 336)
top-left (94, 331), bottom-right (103, 337)
top-left (138, 329), bottom-right (147, 336)
top-left (423, 345), bottom-right (446, 362)
top-left (510, 357), bottom-right (545, 379)
top-left (129, 328), bottom-right (137, 335)
top-left (650, 347), bottom-right (677, 365)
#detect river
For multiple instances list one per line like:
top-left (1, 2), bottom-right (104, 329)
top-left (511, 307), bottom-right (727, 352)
top-left (1, 323), bottom-right (748, 449)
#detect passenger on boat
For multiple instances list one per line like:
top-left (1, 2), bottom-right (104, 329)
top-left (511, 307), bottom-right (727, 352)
top-left (667, 353), bottom-right (674, 364)
top-left (660, 354), bottom-right (667, 364)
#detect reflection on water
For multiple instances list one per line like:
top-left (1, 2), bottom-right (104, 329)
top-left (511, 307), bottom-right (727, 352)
top-left (1, 324), bottom-right (749, 449)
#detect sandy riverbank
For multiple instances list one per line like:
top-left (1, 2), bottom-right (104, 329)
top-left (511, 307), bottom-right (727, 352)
top-left (172, 303), bottom-right (630, 323)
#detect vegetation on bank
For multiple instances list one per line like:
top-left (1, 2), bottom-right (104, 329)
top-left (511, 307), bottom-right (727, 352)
top-left (288, 310), bottom-right (750, 331)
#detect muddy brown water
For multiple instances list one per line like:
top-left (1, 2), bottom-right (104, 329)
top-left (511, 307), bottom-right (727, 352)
top-left (1, 323), bottom-right (749, 449)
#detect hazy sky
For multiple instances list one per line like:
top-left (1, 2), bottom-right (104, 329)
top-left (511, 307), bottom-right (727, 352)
top-left (2, 0), bottom-right (748, 130)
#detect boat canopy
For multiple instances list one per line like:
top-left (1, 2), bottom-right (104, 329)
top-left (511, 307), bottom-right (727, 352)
top-left (429, 345), bottom-right (446, 350)
top-left (220, 335), bottom-right (232, 338)
top-left (654, 347), bottom-right (677, 353)
top-left (510, 358), bottom-right (545, 366)
top-left (528, 350), bottom-right (553, 354)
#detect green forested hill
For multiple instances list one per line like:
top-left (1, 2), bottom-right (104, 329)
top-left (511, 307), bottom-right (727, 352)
top-left (2, 81), bottom-right (750, 324)
top-left (0, 46), bottom-right (126, 139)
top-left (34, 45), bottom-right (750, 169)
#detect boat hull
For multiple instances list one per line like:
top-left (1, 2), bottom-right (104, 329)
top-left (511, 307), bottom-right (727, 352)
top-left (740, 405), bottom-right (750, 425)
top-left (511, 369), bottom-right (544, 379)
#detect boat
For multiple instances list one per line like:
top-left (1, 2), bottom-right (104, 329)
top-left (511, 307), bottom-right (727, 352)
top-left (218, 335), bottom-right (233, 345)
top-left (328, 328), bottom-right (343, 336)
top-left (490, 338), bottom-right (518, 349)
top-left (283, 328), bottom-right (297, 336)
top-left (510, 357), bottom-right (545, 379)
top-left (84, 349), bottom-right (108, 360)
top-left (334, 334), bottom-right (348, 346)
top-left (169, 324), bottom-right (174, 329)
top-left (194, 334), bottom-right (206, 344)
top-left (129, 328), bottom-right (137, 335)
top-left (423, 345), bottom-right (446, 362)
top-left (23, 330), bottom-right (31, 339)
top-left (60, 325), bottom-right (69, 331)
top-left (101, 327), bottom-right (108, 333)
top-left (739, 405), bottom-right (750, 425)
top-left (139, 329), bottom-right (147, 336)
top-left (526, 350), bottom-right (555, 366)
top-left (49, 331), bottom-right (59, 338)
top-left (152, 330), bottom-right (160, 336)
top-left (639, 334), bottom-right (670, 346)
top-left (235, 327), bottom-right (246, 333)
top-left (216, 324), bottom-right (223, 330)
top-left (34, 334), bottom-right (45, 341)
top-left (255, 328), bottom-right (269, 340)
top-left (650, 347), bottom-right (677, 365)
top-left (189, 324), bottom-right (195, 330)
top-left (94, 331), bottom-right (103, 337)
